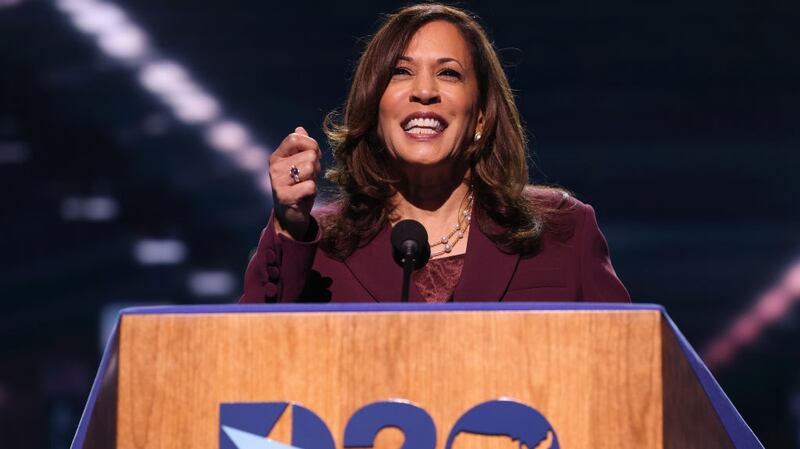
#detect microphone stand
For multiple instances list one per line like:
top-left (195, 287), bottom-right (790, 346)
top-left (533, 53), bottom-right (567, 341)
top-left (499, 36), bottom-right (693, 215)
top-left (401, 244), bottom-right (415, 303)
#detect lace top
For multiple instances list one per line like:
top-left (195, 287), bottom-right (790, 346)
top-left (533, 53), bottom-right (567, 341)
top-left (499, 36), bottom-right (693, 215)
top-left (412, 254), bottom-right (466, 303)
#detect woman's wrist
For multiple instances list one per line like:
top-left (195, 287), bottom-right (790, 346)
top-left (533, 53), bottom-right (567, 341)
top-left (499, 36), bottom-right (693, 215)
top-left (274, 215), bottom-right (317, 242)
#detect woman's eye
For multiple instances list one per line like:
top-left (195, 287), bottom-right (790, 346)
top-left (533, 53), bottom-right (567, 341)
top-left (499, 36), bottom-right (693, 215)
top-left (440, 69), bottom-right (462, 79)
top-left (391, 67), bottom-right (411, 76)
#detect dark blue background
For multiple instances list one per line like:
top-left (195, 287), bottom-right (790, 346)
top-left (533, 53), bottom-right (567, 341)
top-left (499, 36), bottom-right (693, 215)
top-left (0, 0), bottom-right (798, 447)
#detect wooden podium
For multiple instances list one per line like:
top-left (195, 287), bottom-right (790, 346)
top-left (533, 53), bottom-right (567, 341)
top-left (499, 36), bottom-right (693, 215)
top-left (70, 303), bottom-right (762, 449)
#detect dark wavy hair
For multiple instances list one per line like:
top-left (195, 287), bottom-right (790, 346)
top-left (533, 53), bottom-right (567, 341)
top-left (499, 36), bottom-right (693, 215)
top-left (321, 3), bottom-right (568, 260)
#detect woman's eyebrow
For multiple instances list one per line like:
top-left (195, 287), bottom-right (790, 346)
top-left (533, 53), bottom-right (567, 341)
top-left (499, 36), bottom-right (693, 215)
top-left (397, 55), bottom-right (465, 70)
top-left (437, 57), bottom-right (465, 70)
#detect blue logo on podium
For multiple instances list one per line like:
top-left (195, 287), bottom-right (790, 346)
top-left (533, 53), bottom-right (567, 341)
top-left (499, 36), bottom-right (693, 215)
top-left (220, 402), bottom-right (335, 449)
top-left (446, 400), bottom-right (559, 449)
top-left (220, 399), bottom-right (558, 449)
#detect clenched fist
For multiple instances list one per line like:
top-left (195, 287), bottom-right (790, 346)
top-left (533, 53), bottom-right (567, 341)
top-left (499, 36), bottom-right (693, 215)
top-left (269, 126), bottom-right (321, 240)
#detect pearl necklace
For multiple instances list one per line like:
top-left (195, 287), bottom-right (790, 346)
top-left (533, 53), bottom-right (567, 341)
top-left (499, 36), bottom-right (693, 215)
top-left (429, 192), bottom-right (473, 258)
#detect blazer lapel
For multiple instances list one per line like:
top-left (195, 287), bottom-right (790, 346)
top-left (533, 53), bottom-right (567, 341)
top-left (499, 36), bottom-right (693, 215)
top-left (343, 206), bottom-right (517, 303)
top-left (454, 206), bottom-right (520, 302)
top-left (344, 224), bottom-right (425, 302)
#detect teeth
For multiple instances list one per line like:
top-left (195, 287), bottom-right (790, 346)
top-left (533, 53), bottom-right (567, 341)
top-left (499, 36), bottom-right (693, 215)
top-left (404, 117), bottom-right (443, 131)
top-left (407, 127), bottom-right (438, 135)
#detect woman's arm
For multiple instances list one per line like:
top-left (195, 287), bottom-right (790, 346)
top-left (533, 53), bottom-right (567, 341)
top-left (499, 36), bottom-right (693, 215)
top-left (241, 125), bottom-right (322, 303)
top-left (240, 212), bottom-right (320, 303)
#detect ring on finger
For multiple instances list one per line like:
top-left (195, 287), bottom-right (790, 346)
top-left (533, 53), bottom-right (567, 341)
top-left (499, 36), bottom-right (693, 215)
top-left (289, 164), bottom-right (301, 184)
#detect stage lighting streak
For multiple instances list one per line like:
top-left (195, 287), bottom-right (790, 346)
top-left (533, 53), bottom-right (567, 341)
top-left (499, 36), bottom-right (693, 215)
top-left (232, 146), bottom-right (268, 172)
top-left (53, 0), bottom-right (273, 195)
top-left (54, 0), bottom-right (94, 14)
top-left (187, 270), bottom-right (236, 297)
top-left (785, 263), bottom-right (800, 293)
top-left (207, 120), bottom-right (251, 153)
top-left (0, 0), bottom-right (25, 8)
top-left (133, 238), bottom-right (187, 265)
top-left (729, 315), bottom-right (761, 345)
top-left (703, 260), bottom-right (800, 369)
top-left (97, 24), bottom-right (148, 60)
top-left (754, 289), bottom-right (793, 321)
top-left (60, 197), bottom-right (83, 221)
top-left (83, 196), bottom-right (119, 221)
top-left (67, 1), bottom-right (125, 34)
top-left (139, 62), bottom-right (221, 122)
top-left (138, 61), bottom-right (191, 95)
top-left (168, 91), bottom-right (220, 123)
top-left (60, 196), bottom-right (119, 221)
top-left (0, 141), bottom-right (29, 163)
top-left (704, 339), bottom-right (736, 367)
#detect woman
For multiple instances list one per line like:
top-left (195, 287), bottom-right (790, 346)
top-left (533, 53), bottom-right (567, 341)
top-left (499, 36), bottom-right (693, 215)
top-left (240, 4), bottom-right (629, 303)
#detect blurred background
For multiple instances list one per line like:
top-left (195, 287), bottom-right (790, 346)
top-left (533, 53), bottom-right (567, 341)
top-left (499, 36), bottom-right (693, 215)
top-left (0, 0), bottom-right (798, 447)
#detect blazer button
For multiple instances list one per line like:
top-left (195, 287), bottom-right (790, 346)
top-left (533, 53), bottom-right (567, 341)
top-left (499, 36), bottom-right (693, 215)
top-left (264, 248), bottom-right (277, 265)
top-left (267, 266), bottom-right (280, 281)
top-left (264, 282), bottom-right (278, 299)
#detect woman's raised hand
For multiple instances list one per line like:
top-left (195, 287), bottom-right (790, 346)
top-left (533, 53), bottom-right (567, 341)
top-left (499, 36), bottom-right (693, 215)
top-left (269, 126), bottom-right (321, 240)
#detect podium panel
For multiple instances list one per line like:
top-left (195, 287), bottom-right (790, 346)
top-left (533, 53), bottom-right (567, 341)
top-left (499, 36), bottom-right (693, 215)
top-left (71, 304), bottom-right (761, 449)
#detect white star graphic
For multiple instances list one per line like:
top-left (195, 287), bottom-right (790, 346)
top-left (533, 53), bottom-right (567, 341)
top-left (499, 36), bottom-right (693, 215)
top-left (221, 425), bottom-right (303, 449)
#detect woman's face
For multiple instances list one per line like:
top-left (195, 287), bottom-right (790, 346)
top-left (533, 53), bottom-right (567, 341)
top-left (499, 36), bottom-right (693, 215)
top-left (378, 20), bottom-right (482, 174)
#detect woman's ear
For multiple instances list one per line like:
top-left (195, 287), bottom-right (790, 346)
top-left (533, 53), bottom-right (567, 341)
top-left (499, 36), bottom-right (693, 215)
top-left (474, 112), bottom-right (485, 141)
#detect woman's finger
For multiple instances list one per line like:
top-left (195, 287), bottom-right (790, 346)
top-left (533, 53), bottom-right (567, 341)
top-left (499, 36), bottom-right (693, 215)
top-left (284, 160), bottom-right (317, 185)
top-left (270, 154), bottom-right (319, 186)
top-left (271, 129), bottom-right (319, 159)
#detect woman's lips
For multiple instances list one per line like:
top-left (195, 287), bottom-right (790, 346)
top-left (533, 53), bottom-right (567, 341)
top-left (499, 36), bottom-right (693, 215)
top-left (403, 127), bottom-right (444, 140)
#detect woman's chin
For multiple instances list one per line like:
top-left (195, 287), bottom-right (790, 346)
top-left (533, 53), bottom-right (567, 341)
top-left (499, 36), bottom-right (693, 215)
top-left (393, 154), bottom-right (460, 175)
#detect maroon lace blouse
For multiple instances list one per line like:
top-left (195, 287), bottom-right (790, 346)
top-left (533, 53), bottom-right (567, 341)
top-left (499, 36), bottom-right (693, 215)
top-left (412, 254), bottom-right (466, 303)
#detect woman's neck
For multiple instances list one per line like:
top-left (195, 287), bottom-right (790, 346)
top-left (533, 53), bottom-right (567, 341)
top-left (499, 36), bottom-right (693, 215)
top-left (391, 171), bottom-right (472, 257)
top-left (392, 180), bottom-right (470, 221)
top-left (391, 162), bottom-right (470, 216)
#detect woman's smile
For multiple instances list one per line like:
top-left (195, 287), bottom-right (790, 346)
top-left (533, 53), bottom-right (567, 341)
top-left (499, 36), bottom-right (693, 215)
top-left (401, 111), bottom-right (449, 140)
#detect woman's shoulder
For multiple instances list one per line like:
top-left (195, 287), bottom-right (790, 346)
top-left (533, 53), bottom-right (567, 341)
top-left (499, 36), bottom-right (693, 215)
top-left (523, 185), bottom-right (585, 211)
top-left (522, 185), bottom-right (590, 240)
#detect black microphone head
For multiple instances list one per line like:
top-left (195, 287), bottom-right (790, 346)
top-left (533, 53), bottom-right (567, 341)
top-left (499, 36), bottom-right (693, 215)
top-left (391, 219), bottom-right (431, 270)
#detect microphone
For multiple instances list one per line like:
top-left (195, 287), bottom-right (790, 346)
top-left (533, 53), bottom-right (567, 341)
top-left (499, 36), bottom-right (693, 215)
top-left (390, 220), bottom-right (431, 302)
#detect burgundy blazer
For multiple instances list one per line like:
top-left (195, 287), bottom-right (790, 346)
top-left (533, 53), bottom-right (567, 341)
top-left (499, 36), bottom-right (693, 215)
top-left (240, 192), bottom-right (629, 303)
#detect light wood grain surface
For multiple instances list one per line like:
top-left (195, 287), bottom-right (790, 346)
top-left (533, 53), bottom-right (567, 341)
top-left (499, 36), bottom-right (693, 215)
top-left (116, 310), bottom-right (671, 449)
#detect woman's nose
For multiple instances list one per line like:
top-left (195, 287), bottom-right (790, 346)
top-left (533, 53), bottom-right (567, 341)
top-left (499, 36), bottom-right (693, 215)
top-left (409, 73), bottom-right (441, 105)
